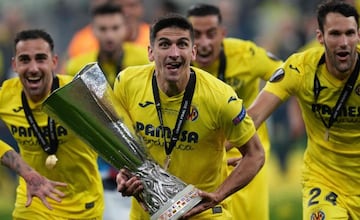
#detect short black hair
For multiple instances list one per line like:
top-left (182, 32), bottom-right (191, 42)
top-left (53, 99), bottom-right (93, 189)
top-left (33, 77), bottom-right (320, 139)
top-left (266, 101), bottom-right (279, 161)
top-left (317, 0), bottom-right (359, 32)
top-left (91, 3), bottom-right (123, 18)
top-left (14, 29), bottom-right (54, 52)
top-left (186, 3), bottom-right (222, 24)
top-left (150, 13), bottom-right (194, 46)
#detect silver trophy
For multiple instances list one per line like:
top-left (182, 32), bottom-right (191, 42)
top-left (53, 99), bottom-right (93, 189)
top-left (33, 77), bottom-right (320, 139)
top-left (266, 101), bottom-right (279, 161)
top-left (42, 63), bottom-right (202, 220)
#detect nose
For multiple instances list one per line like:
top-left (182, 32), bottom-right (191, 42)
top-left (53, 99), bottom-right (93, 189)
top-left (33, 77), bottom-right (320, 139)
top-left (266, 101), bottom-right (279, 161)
top-left (196, 34), bottom-right (211, 47)
top-left (28, 60), bottom-right (40, 73)
top-left (169, 44), bottom-right (180, 58)
top-left (339, 35), bottom-right (349, 47)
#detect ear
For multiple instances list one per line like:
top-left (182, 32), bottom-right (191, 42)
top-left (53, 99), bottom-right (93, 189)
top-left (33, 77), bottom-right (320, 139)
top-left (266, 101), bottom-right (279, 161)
top-left (11, 57), bottom-right (17, 72)
top-left (191, 44), bottom-right (197, 61)
top-left (221, 26), bottom-right (227, 39)
top-left (148, 45), bottom-right (154, 62)
top-left (316, 29), bottom-right (324, 45)
top-left (52, 54), bottom-right (59, 70)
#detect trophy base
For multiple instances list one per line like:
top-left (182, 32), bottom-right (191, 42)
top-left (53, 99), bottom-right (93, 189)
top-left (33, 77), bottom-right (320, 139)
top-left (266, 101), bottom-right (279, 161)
top-left (151, 184), bottom-right (202, 220)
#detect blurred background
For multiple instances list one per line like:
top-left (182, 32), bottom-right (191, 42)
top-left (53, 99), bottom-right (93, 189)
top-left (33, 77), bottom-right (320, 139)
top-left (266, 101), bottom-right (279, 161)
top-left (1, 0), bottom-right (352, 219)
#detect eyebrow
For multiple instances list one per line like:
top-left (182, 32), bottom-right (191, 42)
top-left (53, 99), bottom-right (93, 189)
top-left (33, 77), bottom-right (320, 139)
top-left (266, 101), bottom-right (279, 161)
top-left (157, 37), bottom-right (190, 42)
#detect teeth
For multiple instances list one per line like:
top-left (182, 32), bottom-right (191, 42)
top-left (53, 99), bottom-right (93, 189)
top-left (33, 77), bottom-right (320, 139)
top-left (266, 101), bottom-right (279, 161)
top-left (27, 76), bottom-right (41, 81)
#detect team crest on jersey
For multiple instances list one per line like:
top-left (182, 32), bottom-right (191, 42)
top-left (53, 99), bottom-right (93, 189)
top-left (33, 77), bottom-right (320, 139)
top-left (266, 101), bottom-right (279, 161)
top-left (187, 105), bottom-right (199, 121)
top-left (355, 84), bottom-right (360, 96)
top-left (269, 68), bottom-right (285, 83)
top-left (310, 210), bottom-right (325, 220)
top-left (232, 107), bottom-right (246, 125)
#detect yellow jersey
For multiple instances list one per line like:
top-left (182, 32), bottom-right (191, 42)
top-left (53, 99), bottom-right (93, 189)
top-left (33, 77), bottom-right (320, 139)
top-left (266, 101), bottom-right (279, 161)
top-left (0, 75), bottom-right (104, 218)
top-left (264, 47), bottom-right (360, 195)
top-left (65, 42), bottom-right (149, 86)
top-left (113, 64), bottom-right (257, 219)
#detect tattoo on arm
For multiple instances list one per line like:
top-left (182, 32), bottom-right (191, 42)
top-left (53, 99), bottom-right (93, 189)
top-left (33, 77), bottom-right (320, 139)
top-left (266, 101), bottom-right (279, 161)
top-left (1, 150), bottom-right (32, 176)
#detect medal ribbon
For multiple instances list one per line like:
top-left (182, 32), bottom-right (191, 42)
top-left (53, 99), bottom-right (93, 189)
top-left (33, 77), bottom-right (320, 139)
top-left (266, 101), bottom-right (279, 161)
top-left (21, 77), bottom-right (59, 155)
top-left (152, 70), bottom-right (196, 160)
top-left (314, 54), bottom-right (360, 137)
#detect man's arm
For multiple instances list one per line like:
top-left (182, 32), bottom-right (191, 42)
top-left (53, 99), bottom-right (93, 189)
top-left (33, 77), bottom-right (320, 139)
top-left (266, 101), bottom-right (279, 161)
top-left (183, 133), bottom-right (265, 218)
top-left (0, 149), bottom-right (67, 210)
top-left (248, 90), bottom-right (283, 129)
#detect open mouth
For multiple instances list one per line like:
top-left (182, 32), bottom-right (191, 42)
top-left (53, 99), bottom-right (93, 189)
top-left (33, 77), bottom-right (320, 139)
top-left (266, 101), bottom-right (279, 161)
top-left (336, 51), bottom-right (350, 60)
top-left (25, 76), bottom-right (42, 89)
top-left (167, 62), bottom-right (181, 69)
top-left (197, 51), bottom-right (211, 58)
top-left (27, 76), bottom-right (41, 84)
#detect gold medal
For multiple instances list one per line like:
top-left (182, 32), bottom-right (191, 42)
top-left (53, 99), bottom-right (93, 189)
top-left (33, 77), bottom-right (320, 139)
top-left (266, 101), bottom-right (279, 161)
top-left (45, 154), bottom-right (58, 169)
top-left (163, 155), bottom-right (171, 171)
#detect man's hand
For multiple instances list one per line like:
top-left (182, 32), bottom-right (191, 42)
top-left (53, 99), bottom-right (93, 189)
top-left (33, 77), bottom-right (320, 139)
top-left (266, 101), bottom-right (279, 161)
top-left (24, 171), bottom-right (67, 210)
top-left (181, 190), bottom-right (220, 219)
top-left (116, 168), bottom-right (147, 210)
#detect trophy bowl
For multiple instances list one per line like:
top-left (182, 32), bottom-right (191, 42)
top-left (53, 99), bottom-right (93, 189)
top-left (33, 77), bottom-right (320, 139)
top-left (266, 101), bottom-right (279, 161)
top-left (42, 63), bottom-right (202, 220)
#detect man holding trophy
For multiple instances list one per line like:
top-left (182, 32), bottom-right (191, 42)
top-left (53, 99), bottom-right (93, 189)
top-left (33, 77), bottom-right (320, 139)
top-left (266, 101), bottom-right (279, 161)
top-left (42, 13), bottom-right (264, 220)
top-left (114, 14), bottom-right (265, 219)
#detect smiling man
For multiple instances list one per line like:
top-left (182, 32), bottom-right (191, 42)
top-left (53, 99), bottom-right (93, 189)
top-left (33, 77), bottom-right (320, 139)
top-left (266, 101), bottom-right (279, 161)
top-left (113, 14), bottom-right (265, 219)
top-left (0, 29), bottom-right (104, 220)
top-left (248, 1), bottom-right (360, 219)
top-left (186, 4), bottom-right (283, 220)
top-left (65, 3), bottom-right (148, 86)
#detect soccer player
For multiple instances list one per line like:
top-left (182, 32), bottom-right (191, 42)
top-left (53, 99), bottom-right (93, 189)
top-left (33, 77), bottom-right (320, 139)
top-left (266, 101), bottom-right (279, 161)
top-left (186, 4), bottom-right (282, 219)
top-left (114, 14), bottom-right (265, 219)
top-left (65, 3), bottom-right (148, 86)
top-left (65, 3), bottom-right (149, 220)
top-left (0, 140), bottom-right (67, 210)
top-left (1, 29), bottom-right (104, 219)
top-left (248, 1), bottom-right (360, 219)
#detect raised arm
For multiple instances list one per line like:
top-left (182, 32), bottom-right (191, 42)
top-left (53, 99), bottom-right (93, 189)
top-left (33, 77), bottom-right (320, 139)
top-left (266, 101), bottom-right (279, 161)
top-left (248, 90), bottom-right (283, 129)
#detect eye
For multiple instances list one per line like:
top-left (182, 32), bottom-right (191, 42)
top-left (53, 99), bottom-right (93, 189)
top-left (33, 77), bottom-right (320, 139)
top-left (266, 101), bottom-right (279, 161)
top-left (35, 54), bottom-right (48, 62)
top-left (178, 41), bottom-right (188, 49)
top-left (159, 41), bottom-right (170, 49)
top-left (345, 30), bottom-right (356, 36)
top-left (207, 30), bottom-right (217, 39)
top-left (18, 56), bottom-right (30, 63)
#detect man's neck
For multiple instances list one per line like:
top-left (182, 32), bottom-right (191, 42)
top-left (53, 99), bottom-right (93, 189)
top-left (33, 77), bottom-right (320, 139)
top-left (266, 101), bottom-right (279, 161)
top-left (156, 72), bottom-right (190, 97)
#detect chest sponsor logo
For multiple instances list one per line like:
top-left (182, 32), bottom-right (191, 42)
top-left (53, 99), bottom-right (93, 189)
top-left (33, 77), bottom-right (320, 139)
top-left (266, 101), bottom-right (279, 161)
top-left (136, 122), bottom-right (199, 144)
top-left (10, 124), bottom-right (68, 137)
top-left (312, 104), bottom-right (360, 119)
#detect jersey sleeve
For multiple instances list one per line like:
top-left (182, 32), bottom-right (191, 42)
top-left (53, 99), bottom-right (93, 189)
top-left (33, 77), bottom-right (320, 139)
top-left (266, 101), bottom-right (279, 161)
top-left (263, 54), bottom-right (303, 101)
top-left (219, 86), bottom-right (256, 147)
top-left (0, 140), bottom-right (12, 159)
top-left (0, 86), bottom-right (12, 158)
